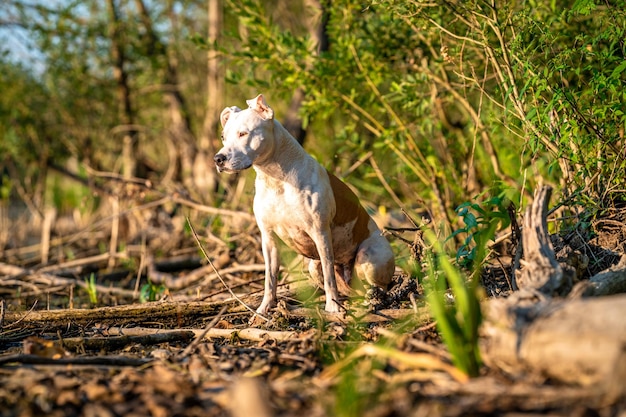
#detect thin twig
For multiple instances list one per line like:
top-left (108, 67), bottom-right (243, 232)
top-left (174, 196), bottom-right (255, 222)
top-left (342, 151), bottom-right (373, 177)
top-left (186, 217), bottom-right (267, 321)
top-left (176, 305), bottom-right (227, 360)
top-left (1, 300), bottom-right (38, 330)
top-left (368, 156), bottom-right (407, 212)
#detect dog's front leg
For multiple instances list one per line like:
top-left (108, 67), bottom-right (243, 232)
top-left (311, 227), bottom-right (341, 313)
top-left (257, 227), bottom-right (280, 316)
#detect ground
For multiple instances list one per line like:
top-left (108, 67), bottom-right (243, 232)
top-left (0, 207), bottom-right (625, 417)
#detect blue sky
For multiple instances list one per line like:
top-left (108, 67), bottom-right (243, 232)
top-left (0, 0), bottom-right (69, 72)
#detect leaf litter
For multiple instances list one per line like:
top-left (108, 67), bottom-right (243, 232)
top-left (1, 208), bottom-right (625, 416)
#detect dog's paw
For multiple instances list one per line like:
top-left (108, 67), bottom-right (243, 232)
top-left (255, 300), bottom-right (273, 317)
top-left (324, 299), bottom-right (342, 313)
top-left (248, 303), bottom-right (272, 326)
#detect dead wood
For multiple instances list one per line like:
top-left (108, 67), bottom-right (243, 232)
top-left (481, 294), bottom-right (626, 401)
top-left (2, 300), bottom-right (229, 328)
top-left (420, 376), bottom-right (610, 413)
top-left (38, 252), bottom-right (116, 274)
top-left (104, 325), bottom-right (300, 343)
top-left (515, 186), bottom-right (573, 295)
top-left (285, 306), bottom-right (430, 324)
top-left (3, 296), bottom-right (426, 334)
top-left (0, 261), bottom-right (135, 297)
top-left (205, 328), bottom-right (300, 342)
top-left (171, 194), bottom-right (256, 222)
top-left (482, 185), bottom-right (626, 403)
top-left (60, 330), bottom-right (196, 352)
top-left (576, 254), bottom-right (626, 297)
top-left (147, 256), bottom-right (265, 291)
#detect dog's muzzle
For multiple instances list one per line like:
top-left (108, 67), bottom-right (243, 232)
top-left (214, 153), bottom-right (227, 172)
top-left (214, 152), bottom-right (252, 173)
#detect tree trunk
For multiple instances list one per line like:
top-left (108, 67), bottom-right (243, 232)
top-left (164, 48), bottom-right (198, 192)
top-left (281, 0), bottom-right (330, 146)
top-left (135, 0), bottom-right (198, 193)
top-left (106, 0), bottom-right (138, 180)
top-left (194, 0), bottom-right (223, 201)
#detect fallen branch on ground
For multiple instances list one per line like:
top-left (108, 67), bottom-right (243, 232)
top-left (481, 185), bottom-right (626, 404)
top-left (0, 262), bottom-right (135, 298)
top-left (286, 306), bottom-right (430, 324)
top-left (105, 325), bottom-right (301, 342)
top-left (60, 330), bottom-right (196, 352)
top-left (576, 254), bottom-right (626, 297)
top-left (1, 300), bottom-right (230, 328)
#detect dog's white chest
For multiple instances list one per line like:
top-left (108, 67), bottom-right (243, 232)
top-left (252, 171), bottom-right (370, 265)
top-left (254, 179), bottom-right (331, 259)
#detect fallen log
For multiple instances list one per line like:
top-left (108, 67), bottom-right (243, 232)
top-left (482, 293), bottom-right (626, 401)
top-left (481, 185), bottom-right (626, 404)
top-left (104, 326), bottom-right (300, 343)
top-left (2, 297), bottom-right (428, 331)
top-left (60, 330), bottom-right (196, 352)
top-left (1, 300), bottom-right (231, 328)
top-left (0, 261), bottom-right (135, 297)
top-left (578, 254), bottom-right (626, 297)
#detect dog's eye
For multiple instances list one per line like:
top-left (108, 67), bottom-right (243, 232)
top-left (220, 133), bottom-right (224, 141)
top-left (238, 131), bottom-right (248, 138)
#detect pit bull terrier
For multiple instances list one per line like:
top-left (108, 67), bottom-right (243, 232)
top-left (214, 94), bottom-right (395, 315)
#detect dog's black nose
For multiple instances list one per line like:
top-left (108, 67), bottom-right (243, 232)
top-left (214, 153), bottom-right (226, 167)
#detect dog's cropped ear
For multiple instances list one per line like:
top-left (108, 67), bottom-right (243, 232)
top-left (220, 106), bottom-right (241, 128)
top-left (246, 94), bottom-right (274, 120)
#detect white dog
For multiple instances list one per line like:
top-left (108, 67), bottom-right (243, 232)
top-left (214, 94), bottom-right (394, 315)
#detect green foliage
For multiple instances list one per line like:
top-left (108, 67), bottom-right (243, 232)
top-left (331, 359), bottom-right (380, 417)
top-left (450, 193), bottom-right (513, 269)
top-left (218, 0), bottom-right (493, 226)
top-left (2, 0), bottom-right (622, 233)
top-left (219, 0), bottom-right (625, 231)
top-left (0, 175), bottom-right (11, 201)
top-left (139, 281), bottom-right (166, 303)
top-left (511, 1), bottom-right (626, 206)
top-left (84, 273), bottom-right (98, 306)
top-left (1, 0), bottom-right (211, 215)
top-left (423, 231), bottom-right (483, 377)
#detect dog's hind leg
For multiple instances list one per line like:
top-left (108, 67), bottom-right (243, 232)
top-left (335, 264), bottom-right (355, 295)
top-left (307, 259), bottom-right (324, 289)
top-left (308, 259), bottom-right (353, 298)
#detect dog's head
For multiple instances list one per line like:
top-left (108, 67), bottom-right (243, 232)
top-left (214, 94), bottom-right (275, 173)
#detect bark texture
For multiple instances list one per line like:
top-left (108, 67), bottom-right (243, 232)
top-left (481, 185), bottom-right (626, 402)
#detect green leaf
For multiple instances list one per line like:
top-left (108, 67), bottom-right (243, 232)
top-left (611, 60), bottom-right (626, 79)
top-left (571, 0), bottom-right (597, 15)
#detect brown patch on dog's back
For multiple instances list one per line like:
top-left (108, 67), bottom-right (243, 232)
top-left (327, 171), bottom-right (371, 245)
